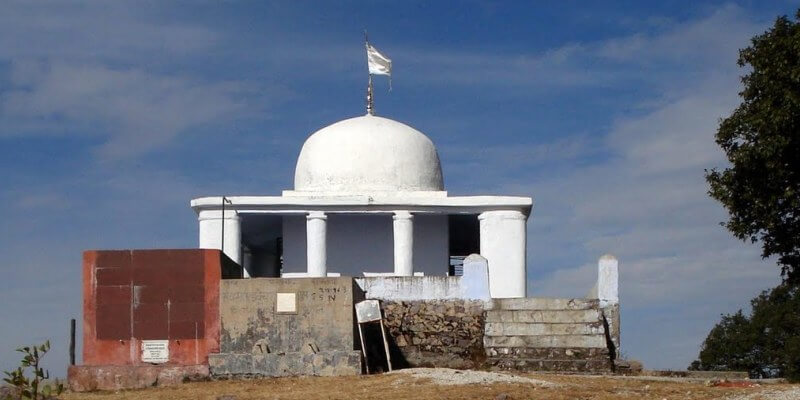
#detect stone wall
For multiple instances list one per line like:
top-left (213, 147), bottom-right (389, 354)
top-left (379, 300), bottom-right (486, 369)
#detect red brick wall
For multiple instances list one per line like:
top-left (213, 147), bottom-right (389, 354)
top-left (82, 249), bottom-right (228, 366)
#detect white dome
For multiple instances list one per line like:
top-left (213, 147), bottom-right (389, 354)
top-left (293, 115), bottom-right (445, 193)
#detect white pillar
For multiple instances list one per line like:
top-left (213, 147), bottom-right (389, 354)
top-left (598, 254), bottom-right (619, 307)
top-left (198, 209), bottom-right (242, 265)
top-left (393, 211), bottom-right (414, 276)
top-left (306, 211), bottom-right (327, 277)
top-left (478, 210), bottom-right (527, 298)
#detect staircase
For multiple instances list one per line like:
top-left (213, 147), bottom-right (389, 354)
top-left (484, 298), bottom-right (615, 373)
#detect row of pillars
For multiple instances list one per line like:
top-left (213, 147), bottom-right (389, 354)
top-left (198, 209), bottom-right (528, 297)
top-left (304, 210), bottom-right (417, 278)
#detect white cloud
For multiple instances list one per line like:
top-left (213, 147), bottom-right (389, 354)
top-left (1, 62), bottom-right (257, 159)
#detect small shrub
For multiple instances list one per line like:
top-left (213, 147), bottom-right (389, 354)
top-left (2, 341), bottom-right (63, 400)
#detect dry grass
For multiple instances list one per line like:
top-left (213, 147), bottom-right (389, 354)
top-left (61, 372), bottom-right (798, 400)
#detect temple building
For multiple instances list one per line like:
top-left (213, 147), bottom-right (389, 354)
top-left (67, 46), bottom-right (623, 392)
top-left (190, 113), bottom-right (533, 298)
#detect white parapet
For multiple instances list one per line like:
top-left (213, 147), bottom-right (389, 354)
top-left (355, 259), bottom-right (490, 301)
top-left (392, 211), bottom-right (414, 277)
top-left (198, 209), bottom-right (242, 266)
top-left (479, 210), bottom-right (527, 298)
top-left (306, 211), bottom-right (328, 277)
top-left (281, 272), bottom-right (341, 278)
top-left (598, 254), bottom-right (619, 307)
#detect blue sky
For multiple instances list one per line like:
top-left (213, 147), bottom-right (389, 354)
top-left (0, 1), bottom-right (797, 376)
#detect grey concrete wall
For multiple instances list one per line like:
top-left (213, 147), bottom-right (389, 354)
top-left (219, 277), bottom-right (358, 354)
top-left (282, 214), bottom-right (448, 276)
top-left (213, 277), bottom-right (362, 377)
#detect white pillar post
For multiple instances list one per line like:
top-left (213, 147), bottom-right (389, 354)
top-left (198, 209), bottom-right (242, 265)
top-left (392, 211), bottom-right (414, 276)
top-left (598, 254), bottom-right (619, 307)
top-left (478, 210), bottom-right (527, 298)
top-left (306, 211), bottom-right (327, 277)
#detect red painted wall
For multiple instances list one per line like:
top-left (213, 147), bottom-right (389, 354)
top-left (82, 249), bottom-right (231, 366)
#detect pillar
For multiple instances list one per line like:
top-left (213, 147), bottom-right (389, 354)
top-left (478, 210), bottom-right (527, 298)
top-left (598, 254), bottom-right (619, 307)
top-left (198, 209), bottom-right (242, 265)
top-left (393, 211), bottom-right (414, 276)
top-left (306, 211), bottom-right (327, 277)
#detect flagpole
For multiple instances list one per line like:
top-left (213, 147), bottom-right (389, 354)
top-left (365, 30), bottom-right (375, 115)
top-left (367, 74), bottom-right (374, 115)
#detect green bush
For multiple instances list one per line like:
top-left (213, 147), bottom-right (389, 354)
top-left (2, 341), bottom-right (63, 400)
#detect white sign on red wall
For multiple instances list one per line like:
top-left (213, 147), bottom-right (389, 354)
top-left (141, 340), bottom-right (169, 363)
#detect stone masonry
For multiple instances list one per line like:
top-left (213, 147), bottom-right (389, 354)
top-left (484, 298), bottom-right (616, 373)
top-left (380, 300), bottom-right (486, 369)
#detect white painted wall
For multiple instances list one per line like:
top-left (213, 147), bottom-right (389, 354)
top-left (355, 253), bottom-right (490, 301)
top-left (282, 213), bottom-right (449, 276)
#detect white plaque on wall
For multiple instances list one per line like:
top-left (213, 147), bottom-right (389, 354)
top-left (276, 292), bottom-right (297, 314)
top-left (141, 340), bottom-right (169, 363)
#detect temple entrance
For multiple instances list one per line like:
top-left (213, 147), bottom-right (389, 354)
top-left (448, 214), bottom-right (480, 275)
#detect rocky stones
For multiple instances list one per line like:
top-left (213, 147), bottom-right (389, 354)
top-left (381, 300), bottom-right (486, 369)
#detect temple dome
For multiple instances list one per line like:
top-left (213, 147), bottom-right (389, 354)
top-left (293, 114), bottom-right (444, 193)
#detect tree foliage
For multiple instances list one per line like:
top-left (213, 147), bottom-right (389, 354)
top-left (705, 10), bottom-right (800, 282)
top-left (690, 283), bottom-right (800, 381)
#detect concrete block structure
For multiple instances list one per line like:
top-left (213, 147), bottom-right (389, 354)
top-left (209, 277), bottom-right (362, 377)
top-left (68, 249), bottom-right (237, 391)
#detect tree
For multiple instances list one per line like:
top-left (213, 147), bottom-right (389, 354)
top-left (705, 10), bottom-right (800, 282)
top-left (690, 283), bottom-right (800, 381)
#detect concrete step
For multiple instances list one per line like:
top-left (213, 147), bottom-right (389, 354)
top-left (485, 322), bottom-right (604, 336)
top-left (485, 309), bottom-right (602, 324)
top-left (486, 358), bottom-right (613, 373)
top-left (484, 334), bottom-right (607, 348)
top-left (490, 298), bottom-right (599, 311)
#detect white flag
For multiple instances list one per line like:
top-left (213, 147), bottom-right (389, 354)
top-left (366, 44), bottom-right (392, 76)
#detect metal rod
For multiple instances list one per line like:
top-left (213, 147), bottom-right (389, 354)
top-left (379, 319), bottom-right (392, 372)
top-left (69, 318), bottom-right (76, 365)
top-left (220, 196), bottom-right (225, 257)
top-left (367, 74), bottom-right (374, 115)
top-left (357, 322), bottom-right (369, 374)
top-left (365, 30), bottom-right (374, 115)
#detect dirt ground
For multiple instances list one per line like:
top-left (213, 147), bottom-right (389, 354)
top-left (61, 369), bottom-right (800, 400)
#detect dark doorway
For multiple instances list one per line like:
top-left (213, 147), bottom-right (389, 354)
top-left (447, 214), bottom-right (479, 276)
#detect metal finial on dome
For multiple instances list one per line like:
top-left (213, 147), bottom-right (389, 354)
top-left (364, 31), bottom-right (391, 116)
top-left (366, 74), bottom-right (374, 115)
